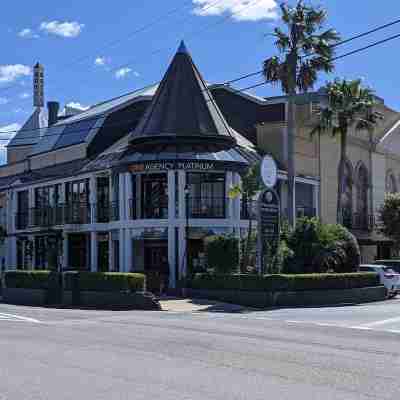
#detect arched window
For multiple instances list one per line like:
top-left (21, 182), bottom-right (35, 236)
top-left (340, 159), bottom-right (353, 228)
top-left (386, 171), bottom-right (397, 194)
top-left (356, 162), bottom-right (370, 230)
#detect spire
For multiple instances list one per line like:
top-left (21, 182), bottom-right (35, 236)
top-left (129, 42), bottom-right (235, 150)
top-left (177, 40), bottom-right (188, 54)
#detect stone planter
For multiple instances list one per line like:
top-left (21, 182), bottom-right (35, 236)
top-left (2, 288), bottom-right (47, 306)
top-left (186, 286), bottom-right (386, 308)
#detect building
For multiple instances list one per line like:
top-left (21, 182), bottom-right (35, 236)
top-left (1, 42), bottom-right (399, 285)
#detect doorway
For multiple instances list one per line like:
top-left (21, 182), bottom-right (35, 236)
top-left (68, 233), bottom-right (89, 270)
top-left (144, 241), bottom-right (168, 292)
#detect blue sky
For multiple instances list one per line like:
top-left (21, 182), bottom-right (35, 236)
top-left (0, 0), bottom-right (400, 141)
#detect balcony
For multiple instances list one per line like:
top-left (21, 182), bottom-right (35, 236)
top-left (187, 197), bottom-right (225, 219)
top-left (142, 198), bottom-right (168, 219)
top-left (342, 211), bottom-right (375, 231)
top-left (95, 202), bottom-right (119, 223)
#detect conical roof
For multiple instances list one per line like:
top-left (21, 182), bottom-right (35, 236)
top-left (129, 41), bottom-right (236, 150)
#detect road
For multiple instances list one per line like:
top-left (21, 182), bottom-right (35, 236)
top-left (1, 298), bottom-right (400, 400)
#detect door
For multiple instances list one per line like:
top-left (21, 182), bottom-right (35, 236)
top-left (144, 241), bottom-right (168, 293)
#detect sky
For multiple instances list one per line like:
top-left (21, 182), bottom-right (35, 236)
top-left (0, 0), bottom-right (400, 161)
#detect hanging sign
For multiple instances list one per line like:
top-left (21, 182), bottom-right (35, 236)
top-left (257, 188), bottom-right (281, 274)
top-left (260, 155), bottom-right (278, 188)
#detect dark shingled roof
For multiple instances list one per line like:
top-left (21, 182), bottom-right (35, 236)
top-left (129, 41), bottom-right (236, 149)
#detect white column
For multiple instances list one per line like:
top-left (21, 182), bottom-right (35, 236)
top-left (178, 226), bottom-right (187, 279)
top-left (225, 171), bottom-right (233, 220)
top-left (124, 229), bottom-right (132, 272)
top-left (313, 184), bottom-right (320, 218)
top-left (168, 227), bottom-right (176, 288)
top-left (135, 174), bottom-right (141, 219)
top-left (89, 175), bottom-right (97, 224)
top-left (178, 171), bottom-right (186, 219)
top-left (119, 173), bottom-right (126, 221)
top-left (168, 170), bottom-right (176, 221)
top-left (62, 232), bottom-right (68, 271)
top-left (108, 232), bottom-right (114, 272)
top-left (90, 231), bottom-right (98, 272)
top-left (119, 228), bottom-right (125, 273)
top-left (125, 173), bottom-right (132, 221)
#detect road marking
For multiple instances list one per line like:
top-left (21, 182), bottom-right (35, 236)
top-left (0, 313), bottom-right (41, 323)
top-left (351, 316), bottom-right (400, 329)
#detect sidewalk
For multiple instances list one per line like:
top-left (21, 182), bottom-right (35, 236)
top-left (159, 297), bottom-right (255, 313)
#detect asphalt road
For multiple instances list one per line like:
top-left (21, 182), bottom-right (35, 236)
top-left (1, 299), bottom-right (400, 400)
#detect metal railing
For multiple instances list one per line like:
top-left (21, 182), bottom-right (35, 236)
top-left (131, 197), bottom-right (179, 220)
top-left (342, 211), bottom-right (375, 231)
top-left (187, 196), bottom-right (226, 219)
top-left (95, 202), bottom-right (119, 223)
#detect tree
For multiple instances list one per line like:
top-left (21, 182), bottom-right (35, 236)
top-left (378, 193), bottom-right (400, 256)
top-left (263, 1), bottom-right (340, 227)
top-left (311, 78), bottom-right (382, 223)
top-left (229, 162), bottom-right (261, 272)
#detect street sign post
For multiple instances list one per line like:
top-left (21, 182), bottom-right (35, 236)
top-left (257, 155), bottom-right (280, 274)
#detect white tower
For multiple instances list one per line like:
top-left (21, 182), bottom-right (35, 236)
top-left (33, 63), bottom-right (44, 108)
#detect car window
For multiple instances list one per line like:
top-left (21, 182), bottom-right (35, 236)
top-left (382, 267), bottom-right (396, 274)
top-left (360, 266), bottom-right (374, 272)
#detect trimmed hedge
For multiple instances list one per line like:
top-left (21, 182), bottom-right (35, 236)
top-left (64, 272), bottom-right (145, 292)
top-left (188, 273), bottom-right (380, 292)
top-left (4, 270), bottom-right (58, 290)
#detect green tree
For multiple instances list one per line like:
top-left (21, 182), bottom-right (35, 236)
top-left (311, 78), bottom-right (382, 223)
top-left (263, 0), bottom-right (340, 226)
top-left (378, 193), bottom-right (400, 256)
top-left (229, 162), bottom-right (261, 272)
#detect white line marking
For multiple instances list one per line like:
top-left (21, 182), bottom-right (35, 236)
top-left (0, 313), bottom-right (41, 323)
top-left (352, 316), bottom-right (400, 329)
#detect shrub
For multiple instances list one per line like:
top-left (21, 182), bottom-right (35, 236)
top-left (64, 272), bottom-right (145, 292)
top-left (5, 270), bottom-right (58, 290)
top-left (205, 235), bottom-right (239, 274)
top-left (189, 272), bottom-right (379, 292)
top-left (284, 218), bottom-right (360, 273)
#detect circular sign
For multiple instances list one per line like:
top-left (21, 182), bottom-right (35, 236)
top-left (261, 155), bottom-right (278, 188)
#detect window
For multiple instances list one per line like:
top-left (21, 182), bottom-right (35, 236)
top-left (386, 172), bottom-right (397, 194)
top-left (356, 163), bottom-right (370, 230)
top-left (186, 172), bottom-right (225, 218)
top-left (340, 159), bottom-right (353, 228)
top-left (66, 179), bottom-right (90, 204)
top-left (141, 174), bottom-right (168, 219)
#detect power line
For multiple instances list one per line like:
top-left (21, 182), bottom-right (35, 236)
top-left (0, 28), bottom-right (399, 140)
top-left (0, 0), bottom-right (225, 96)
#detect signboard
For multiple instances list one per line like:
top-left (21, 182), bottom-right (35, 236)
top-left (257, 188), bottom-right (280, 274)
top-left (260, 155), bottom-right (278, 188)
top-left (129, 161), bottom-right (215, 173)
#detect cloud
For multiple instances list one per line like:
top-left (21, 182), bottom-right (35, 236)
top-left (19, 92), bottom-right (30, 99)
top-left (66, 102), bottom-right (89, 111)
top-left (18, 28), bottom-right (39, 39)
top-left (0, 123), bottom-right (21, 165)
top-left (40, 21), bottom-right (84, 38)
top-left (192, 0), bottom-right (278, 21)
top-left (115, 67), bottom-right (132, 79)
top-left (95, 56), bottom-right (108, 66)
top-left (0, 97), bottom-right (9, 105)
top-left (0, 64), bottom-right (31, 83)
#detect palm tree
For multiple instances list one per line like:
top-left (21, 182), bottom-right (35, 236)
top-left (311, 78), bottom-right (382, 224)
top-left (263, 1), bottom-right (340, 227)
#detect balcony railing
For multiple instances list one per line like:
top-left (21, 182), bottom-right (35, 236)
top-left (142, 198), bottom-right (168, 219)
top-left (342, 211), bottom-right (375, 231)
top-left (95, 202), bottom-right (119, 223)
top-left (187, 196), bottom-right (225, 219)
top-left (15, 212), bottom-right (29, 230)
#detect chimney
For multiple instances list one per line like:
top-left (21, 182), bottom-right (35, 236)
top-left (33, 63), bottom-right (44, 108)
top-left (47, 101), bottom-right (60, 126)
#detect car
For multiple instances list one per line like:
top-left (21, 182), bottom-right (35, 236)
top-left (374, 260), bottom-right (400, 274)
top-left (359, 264), bottom-right (400, 298)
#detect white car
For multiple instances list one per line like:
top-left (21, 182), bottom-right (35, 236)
top-left (360, 264), bottom-right (400, 298)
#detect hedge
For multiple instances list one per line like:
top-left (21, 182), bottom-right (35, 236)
top-left (188, 273), bottom-right (380, 292)
top-left (64, 272), bottom-right (145, 292)
top-left (5, 270), bottom-right (59, 290)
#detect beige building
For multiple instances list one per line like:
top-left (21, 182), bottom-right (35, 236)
top-left (257, 90), bottom-right (400, 262)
